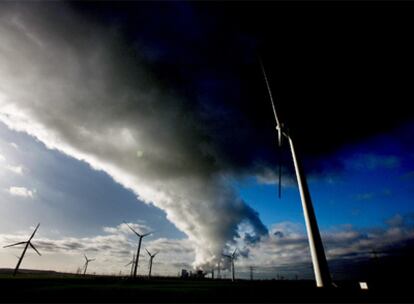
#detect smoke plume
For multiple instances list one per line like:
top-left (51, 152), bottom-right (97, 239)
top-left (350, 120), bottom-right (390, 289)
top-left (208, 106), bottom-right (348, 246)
top-left (0, 3), bottom-right (268, 268)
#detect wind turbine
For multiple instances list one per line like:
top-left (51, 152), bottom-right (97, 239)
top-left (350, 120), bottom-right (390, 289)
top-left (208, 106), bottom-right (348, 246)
top-left (261, 61), bottom-right (332, 288)
top-left (222, 249), bottom-right (237, 282)
top-left (249, 266), bottom-right (255, 281)
top-left (83, 254), bottom-right (95, 276)
top-left (145, 248), bottom-right (158, 278)
top-left (3, 223), bottom-right (41, 276)
top-left (125, 253), bottom-right (136, 277)
top-left (124, 222), bottom-right (152, 278)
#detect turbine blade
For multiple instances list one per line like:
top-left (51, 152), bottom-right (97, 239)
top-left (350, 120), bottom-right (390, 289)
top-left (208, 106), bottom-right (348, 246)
top-left (232, 248), bottom-right (237, 258)
top-left (145, 248), bottom-right (151, 256)
top-left (84, 254), bottom-right (88, 261)
top-left (277, 128), bottom-right (282, 147)
top-left (124, 222), bottom-right (141, 237)
top-left (125, 261), bottom-right (133, 267)
top-left (29, 223), bottom-right (40, 241)
top-left (29, 242), bottom-right (41, 256)
top-left (142, 231), bottom-right (152, 238)
top-left (3, 241), bottom-right (27, 248)
top-left (89, 259), bottom-right (95, 262)
top-left (261, 59), bottom-right (284, 199)
top-left (260, 59), bottom-right (281, 130)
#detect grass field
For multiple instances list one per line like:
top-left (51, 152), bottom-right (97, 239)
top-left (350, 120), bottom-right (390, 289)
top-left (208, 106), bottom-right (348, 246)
top-left (0, 274), bottom-right (413, 303)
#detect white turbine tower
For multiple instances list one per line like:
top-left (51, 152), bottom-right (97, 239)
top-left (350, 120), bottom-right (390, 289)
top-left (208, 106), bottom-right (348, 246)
top-left (124, 222), bottom-right (152, 278)
top-left (222, 249), bottom-right (237, 282)
top-left (3, 223), bottom-right (41, 276)
top-left (261, 61), bottom-right (332, 288)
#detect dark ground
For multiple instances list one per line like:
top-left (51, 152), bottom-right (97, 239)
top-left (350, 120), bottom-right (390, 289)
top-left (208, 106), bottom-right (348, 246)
top-left (0, 275), bottom-right (413, 303)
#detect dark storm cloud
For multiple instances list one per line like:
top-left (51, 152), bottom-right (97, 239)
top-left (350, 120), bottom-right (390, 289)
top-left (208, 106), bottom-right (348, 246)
top-left (71, 2), bottom-right (414, 178)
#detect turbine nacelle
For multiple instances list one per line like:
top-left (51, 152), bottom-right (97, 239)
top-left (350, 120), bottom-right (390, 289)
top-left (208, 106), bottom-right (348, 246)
top-left (145, 248), bottom-right (158, 258)
top-left (124, 222), bottom-right (152, 239)
top-left (84, 254), bottom-right (95, 263)
top-left (222, 248), bottom-right (238, 261)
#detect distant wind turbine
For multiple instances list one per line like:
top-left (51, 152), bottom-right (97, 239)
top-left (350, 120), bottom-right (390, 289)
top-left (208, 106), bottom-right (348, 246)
top-left (83, 254), bottom-right (95, 276)
top-left (222, 249), bottom-right (237, 282)
top-left (261, 60), bottom-right (332, 288)
top-left (145, 248), bottom-right (158, 278)
top-left (3, 223), bottom-right (41, 276)
top-left (249, 266), bottom-right (255, 281)
top-left (124, 222), bottom-right (152, 278)
top-left (125, 253), bottom-right (136, 277)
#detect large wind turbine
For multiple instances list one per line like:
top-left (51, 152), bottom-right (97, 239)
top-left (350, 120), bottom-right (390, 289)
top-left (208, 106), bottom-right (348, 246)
top-left (124, 222), bottom-right (152, 278)
top-left (83, 254), bottom-right (95, 276)
top-left (261, 62), bottom-right (332, 288)
top-left (145, 248), bottom-right (158, 278)
top-left (222, 249), bottom-right (237, 282)
top-left (3, 223), bottom-right (41, 276)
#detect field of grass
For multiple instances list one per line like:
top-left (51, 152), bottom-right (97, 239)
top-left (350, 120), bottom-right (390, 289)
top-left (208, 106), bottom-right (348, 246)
top-left (0, 274), bottom-right (412, 303)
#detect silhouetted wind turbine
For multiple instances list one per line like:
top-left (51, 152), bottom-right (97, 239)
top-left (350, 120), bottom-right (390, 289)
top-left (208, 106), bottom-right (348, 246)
top-left (249, 266), bottom-right (255, 281)
top-left (125, 253), bottom-right (136, 277)
top-left (83, 254), bottom-right (95, 276)
top-left (145, 248), bottom-right (158, 278)
top-left (222, 249), bottom-right (237, 282)
top-left (3, 223), bottom-right (41, 276)
top-left (261, 61), bottom-right (332, 288)
top-left (124, 222), bottom-right (152, 278)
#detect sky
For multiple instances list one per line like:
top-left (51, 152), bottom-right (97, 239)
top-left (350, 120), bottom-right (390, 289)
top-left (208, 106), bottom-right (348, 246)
top-left (0, 2), bottom-right (413, 280)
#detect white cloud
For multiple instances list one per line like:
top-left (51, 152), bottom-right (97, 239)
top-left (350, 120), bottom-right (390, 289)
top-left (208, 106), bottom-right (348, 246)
top-left (8, 186), bottom-right (35, 198)
top-left (0, 4), bottom-right (267, 269)
top-left (1, 217), bottom-right (413, 279)
top-left (232, 218), bottom-right (414, 279)
top-left (9, 142), bottom-right (19, 149)
top-left (347, 153), bottom-right (400, 170)
top-left (6, 164), bottom-right (24, 175)
top-left (0, 153), bottom-right (5, 161)
top-left (0, 224), bottom-right (194, 276)
top-left (255, 166), bottom-right (296, 187)
top-left (103, 222), bottom-right (152, 235)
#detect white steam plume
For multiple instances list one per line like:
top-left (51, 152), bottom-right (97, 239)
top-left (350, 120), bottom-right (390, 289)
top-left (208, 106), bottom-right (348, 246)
top-left (0, 3), bottom-right (267, 268)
